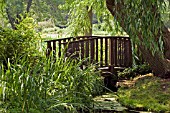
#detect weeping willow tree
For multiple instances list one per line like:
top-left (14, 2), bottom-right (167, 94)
top-left (63, 0), bottom-right (170, 77)
top-left (62, 0), bottom-right (115, 36)
top-left (106, 0), bottom-right (170, 77)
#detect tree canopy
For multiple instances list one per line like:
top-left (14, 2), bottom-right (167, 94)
top-left (105, 0), bottom-right (170, 76)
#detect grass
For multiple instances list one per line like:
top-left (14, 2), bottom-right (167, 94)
top-left (0, 54), bottom-right (104, 113)
top-left (117, 74), bottom-right (170, 112)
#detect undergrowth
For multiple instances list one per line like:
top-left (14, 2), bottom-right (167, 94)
top-left (117, 76), bottom-right (170, 112)
top-left (118, 63), bottom-right (151, 80)
top-left (0, 55), bottom-right (103, 113)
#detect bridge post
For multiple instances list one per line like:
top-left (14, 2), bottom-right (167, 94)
top-left (46, 41), bottom-right (52, 57)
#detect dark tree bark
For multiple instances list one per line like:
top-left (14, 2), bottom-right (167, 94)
top-left (106, 0), bottom-right (170, 77)
top-left (26, 0), bottom-right (33, 13)
top-left (6, 0), bottom-right (33, 29)
top-left (6, 8), bottom-right (16, 29)
top-left (85, 6), bottom-right (93, 36)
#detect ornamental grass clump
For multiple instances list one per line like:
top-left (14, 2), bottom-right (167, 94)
top-left (0, 54), bottom-right (103, 113)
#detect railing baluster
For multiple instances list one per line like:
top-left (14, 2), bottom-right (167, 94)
top-left (114, 38), bottom-right (117, 67)
top-left (105, 37), bottom-right (108, 66)
top-left (96, 38), bottom-right (98, 63)
top-left (122, 38), bottom-right (125, 66)
top-left (90, 38), bottom-right (94, 63)
top-left (47, 41), bottom-right (52, 57)
top-left (124, 38), bottom-right (128, 67)
top-left (81, 41), bottom-right (84, 60)
top-left (58, 40), bottom-right (61, 57)
top-left (45, 36), bottom-right (132, 75)
top-left (100, 37), bottom-right (103, 67)
top-left (127, 38), bottom-right (132, 67)
top-left (53, 41), bottom-right (56, 59)
top-left (85, 39), bottom-right (89, 61)
top-left (118, 38), bottom-right (122, 66)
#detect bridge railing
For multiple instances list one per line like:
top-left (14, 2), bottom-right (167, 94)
top-left (45, 36), bottom-right (132, 73)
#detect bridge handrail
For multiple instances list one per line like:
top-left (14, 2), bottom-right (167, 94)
top-left (45, 36), bottom-right (132, 74)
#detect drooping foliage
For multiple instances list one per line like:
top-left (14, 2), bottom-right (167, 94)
top-left (110, 0), bottom-right (168, 55)
top-left (106, 0), bottom-right (170, 76)
top-left (62, 0), bottom-right (117, 36)
top-left (63, 0), bottom-right (170, 76)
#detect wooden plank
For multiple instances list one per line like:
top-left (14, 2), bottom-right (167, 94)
top-left (114, 38), bottom-right (117, 66)
top-left (124, 38), bottom-right (127, 66)
top-left (122, 38), bottom-right (125, 66)
top-left (124, 38), bottom-right (132, 67)
top-left (128, 38), bottom-right (132, 67)
top-left (96, 38), bottom-right (98, 62)
top-left (118, 38), bottom-right (122, 66)
top-left (58, 40), bottom-right (62, 57)
top-left (100, 38), bottom-right (103, 66)
top-left (47, 41), bottom-right (52, 57)
top-left (121, 38), bottom-right (124, 66)
top-left (85, 39), bottom-right (89, 60)
top-left (122, 38), bottom-right (127, 67)
top-left (90, 38), bottom-right (95, 63)
top-left (109, 38), bottom-right (113, 66)
top-left (80, 41), bottom-right (84, 60)
top-left (105, 37), bottom-right (108, 66)
top-left (53, 41), bottom-right (56, 58)
top-left (62, 39), bottom-right (67, 56)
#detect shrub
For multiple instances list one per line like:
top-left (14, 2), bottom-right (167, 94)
top-left (0, 17), bottom-right (41, 66)
top-left (118, 63), bottom-right (151, 80)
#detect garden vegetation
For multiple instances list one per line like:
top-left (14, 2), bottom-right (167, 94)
top-left (0, 18), bottom-right (103, 113)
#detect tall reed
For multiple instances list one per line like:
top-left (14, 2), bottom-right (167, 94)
top-left (0, 54), bottom-right (103, 112)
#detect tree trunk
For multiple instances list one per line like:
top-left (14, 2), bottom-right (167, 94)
top-left (6, 0), bottom-right (33, 29)
top-left (85, 6), bottom-right (93, 36)
top-left (6, 8), bottom-right (17, 29)
top-left (106, 0), bottom-right (170, 77)
top-left (26, 0), bottom-right (33, 13)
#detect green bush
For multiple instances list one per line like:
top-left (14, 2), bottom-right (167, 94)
top-left (0, 55), bottom-right (103, 112)
top-left (118, 63), bottom-right (151, 79)
top-left (0, 17), bottom-right (40, 65)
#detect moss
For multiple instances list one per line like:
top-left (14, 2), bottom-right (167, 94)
top-left (117, 75), bottom-right (170, 112)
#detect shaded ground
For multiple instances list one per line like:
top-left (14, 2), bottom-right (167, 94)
top-left (93, 73), bottom-right (170, 112)
top-left (117, 73), bottom-right (170, 112)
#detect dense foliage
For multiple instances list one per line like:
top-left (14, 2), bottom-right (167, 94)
top-left (62, 0), bottom-right (117, 36)
top-left (118, 64), bottom-right (151, 80)
top-left (0, 55), bottom-right (103, 112)
top-left (106, 0), bottom-right (170, 76)
top-left (0, 17), bottom-right (40, 65)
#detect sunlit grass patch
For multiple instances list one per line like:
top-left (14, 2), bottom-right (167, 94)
top-left (117, 75), bottom-right (170, 112)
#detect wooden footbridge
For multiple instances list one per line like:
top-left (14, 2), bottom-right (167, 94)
top-left (45, 36), bottom-right (132, 75)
